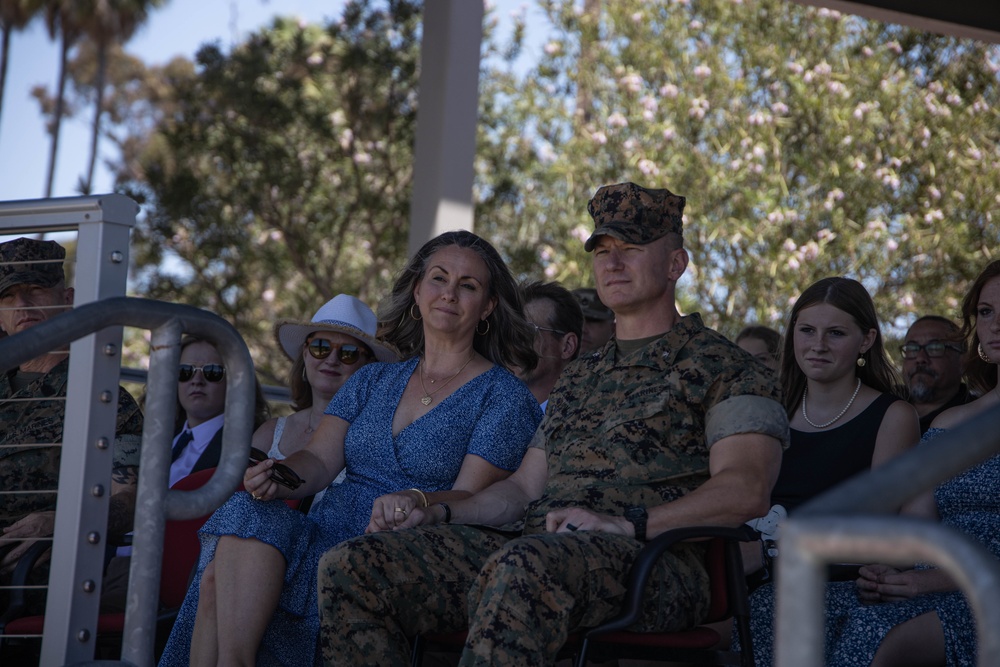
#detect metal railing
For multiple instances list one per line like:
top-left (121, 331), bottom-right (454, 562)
top-left (775, 405), bottom-right (1000, 667)
top-left (1, 195), bottom-right (258, 666)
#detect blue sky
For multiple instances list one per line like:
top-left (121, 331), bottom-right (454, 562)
top-left (0, 0), bottom-right (540, 203)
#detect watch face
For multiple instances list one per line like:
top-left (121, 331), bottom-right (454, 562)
top-left (625, 506), bottom-right (646, 520)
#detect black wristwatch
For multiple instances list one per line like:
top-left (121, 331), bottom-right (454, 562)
top-left (623, 505), bottom-right (648, 542)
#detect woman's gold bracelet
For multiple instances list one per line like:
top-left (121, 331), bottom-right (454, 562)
top-left (409, 488), bottom-right (429, 508)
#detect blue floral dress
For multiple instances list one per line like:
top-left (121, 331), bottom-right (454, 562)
top-left (158, 358), bottom-right (542, 666)
top-left (743, 428), bottom-right (998, 666)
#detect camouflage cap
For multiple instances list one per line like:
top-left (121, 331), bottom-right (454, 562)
top-left (0, 237), bottom-right (66, 297)
top-left (571, 288), bottom-right (614, 321)
top-left (584, 182), bottom-right (685, 252)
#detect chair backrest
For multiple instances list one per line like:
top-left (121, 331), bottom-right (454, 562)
top-left (160, 467), bottom-right (224, 608)
top-left (702, 537), bottom-right (731, 623)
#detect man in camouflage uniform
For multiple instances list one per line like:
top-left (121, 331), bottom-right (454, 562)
top-left (315, 182), bottom-right (789, 666)
top-left (0, 237), bottom-right (143, 612)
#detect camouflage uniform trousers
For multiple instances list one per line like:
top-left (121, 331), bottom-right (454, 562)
top-left (317, 524), bottom-right (710, 666)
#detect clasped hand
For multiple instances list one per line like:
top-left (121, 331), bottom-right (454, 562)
top-left (1, 511), bottom-right (55, 574)
top-left (856, 564), bottom-right (921, 604)
top-left (366, 489), bottom-right (427, 534)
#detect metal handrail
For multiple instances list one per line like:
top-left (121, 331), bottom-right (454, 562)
top-left (775, 405), bottom-right (1000, 667)
top-left (0, 296), bottom-right (256, 666)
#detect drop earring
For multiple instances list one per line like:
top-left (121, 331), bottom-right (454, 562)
top-left (979, 343), bottom-right (993, 363)
top-left (856, 354), bottom-right (866, 367)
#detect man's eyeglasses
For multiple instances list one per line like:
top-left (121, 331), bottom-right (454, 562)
top-left (248, 447), bottom-right (305, 490)
top-left (178, 364), bottom-right (226, 383)
top-left (530, 323), bottom-right (567, 337)
top-left (306, 338), bottom-right (367, 364)
top-left (900, 341), bottom-right (963, 360)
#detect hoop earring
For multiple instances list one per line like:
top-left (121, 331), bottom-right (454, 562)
top-left (979, 343), bottom-right (993, 363)
top-left (410, 303), bottom-right (422, 321)
top-left (476, 319), bottom-right (490, 336)
top-left (856, 354), bottom-right (866, 368)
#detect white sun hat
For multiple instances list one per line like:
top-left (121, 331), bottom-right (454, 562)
top-left (274, 294), bottom-right (399, 363)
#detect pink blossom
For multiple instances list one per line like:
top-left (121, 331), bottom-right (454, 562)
top-left (572, 225), bottom-right (590, 243)
top-left (623, 138), bottom-right (638, 151)
top-left (928, 81), bottom-right (944, 95)
top-left (886, 239), bottom-right (898, 251)
top-left (592, 131), bottom-right (608, 145)
top-left (544, 41), bottom-right (562, 56)
top-left (659, 83), bottom-right (680, 99)
top-left (786, 61), bottom-right (804, 75)
top-left (694, 64), bottom-right (712, 78)
top-left (540, 246), bottom-right (554, 262)
top-left (853, 158), bottom-right (867, 171)
top-left (770, 102), bottom-right (789, 115)
top-left (307, 53), bottom-right (324, 66)
top-left (662, 126), bottom-right (676, 141)
top-left (928, 186), bottom-right (942, 200)
top-left (787, 257), bottom-right (801, 270)
top-left (638, 159), bottom-right (660, 176)
top-left (814, 61), bottom-right (832, 76)
top-left (862, 46), bottom-right (873, 57)
top-left (767, 210), bottom-right (785, 223)
top-left (544, 265), bottom-right (558, 278)
top-left (886, 41), bottom-right (902, 54)
top-left (826, 81), bottom-right (848, 97)
top-left (946, 93), bottom-right (962, 105)
top-left (967, 147), bottom-right (983, 160)
top-left (801, 241), bottom-right (820, 261)
top-left (640, 96), bottom-right (658, 112)
top-left (631, 12), bottom-right (643, 22)
top-left (689, 20), bottom-right (704, 30)
top-left (607, 112), bottom-right (629, 128)
top-left (620, 73), bottom-right (644, 93)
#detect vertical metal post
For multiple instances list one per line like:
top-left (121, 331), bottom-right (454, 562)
top-left (407, 0), bottom-right (484, 257)
top-left (40, 195), bottom-right (138, 665)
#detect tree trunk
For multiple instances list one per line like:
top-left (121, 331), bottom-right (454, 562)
top-left (82, 41), bottom-right (108, 195)
top-left (0, 27), bottom-right (10, 132)
top-left (44, 33), bottom-right (71, 198)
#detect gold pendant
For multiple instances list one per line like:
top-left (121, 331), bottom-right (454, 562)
top-left (421, 396), bottom-right (432, 406)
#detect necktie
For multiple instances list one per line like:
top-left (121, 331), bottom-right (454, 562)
top-left (171, 430), bottom-right (194, 463)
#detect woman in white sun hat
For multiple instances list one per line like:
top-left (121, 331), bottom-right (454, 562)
top-left (162, 231), bottom-right (544, 667)
top-left (258, 294), bottom-right (399, 508)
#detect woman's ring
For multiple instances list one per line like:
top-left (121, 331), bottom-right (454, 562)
top-left (566, 523), bottom-right (579, 531)
top-left (395, 507), bottom-right (407, 514)
top-left (251, 493), bottom-right (261, 501)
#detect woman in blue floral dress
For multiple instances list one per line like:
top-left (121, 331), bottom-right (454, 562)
top-left (160, 231), bottom-right (544, 666)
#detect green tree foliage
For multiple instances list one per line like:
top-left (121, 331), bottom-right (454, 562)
top-left (119, 0), bottom-right (421, 383)
top-left (95, 0), bottom-right (999, 379)
top-left (475, 0), bottom-right (1000, 337)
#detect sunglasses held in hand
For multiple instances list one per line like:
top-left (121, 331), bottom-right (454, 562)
top-left (248, 447), bottom-right (305, 491)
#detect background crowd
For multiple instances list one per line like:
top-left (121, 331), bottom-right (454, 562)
top-left (1, 178), bottom-right (997, 667)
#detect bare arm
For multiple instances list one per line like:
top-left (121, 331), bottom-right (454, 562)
top-left (398, 439), bottom-right (549, 529)
top-left (107, 464), bottom-right (139, 539)
top-left (367, 451), bottom-right (523, 533)
top-left (545, 433), bottom-right (783, 537)
top-left (871, 400), bottom-right (920, 469)
top-left (245, 414), bottom-right (348, 501)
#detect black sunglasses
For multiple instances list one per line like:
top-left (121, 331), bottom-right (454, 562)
top-left (900, 341), bottom-right (963, 360)
top-left (178, 364), bottom-right (226, 383)
top-left (248, 447), bottom-right (305, 491)
top-left (306, 338), bottom-right (367, 364)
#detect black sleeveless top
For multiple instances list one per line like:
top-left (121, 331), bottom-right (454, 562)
top-left (771, 392), bottom-right (898, 513)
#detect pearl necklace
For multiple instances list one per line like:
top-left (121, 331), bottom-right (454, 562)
top-left (802, 378), bottom-right (861, 429)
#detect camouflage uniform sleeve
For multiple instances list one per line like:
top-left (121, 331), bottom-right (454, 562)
top-left (705, 394), bottom-right (789, 449)
top-left (111, 386), bottom-right (144, 469)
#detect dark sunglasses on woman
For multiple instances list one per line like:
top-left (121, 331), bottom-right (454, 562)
top-left (178, 364), bottom-right (226, 383)
top-left (305, 338), bottom-right (368, 364)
